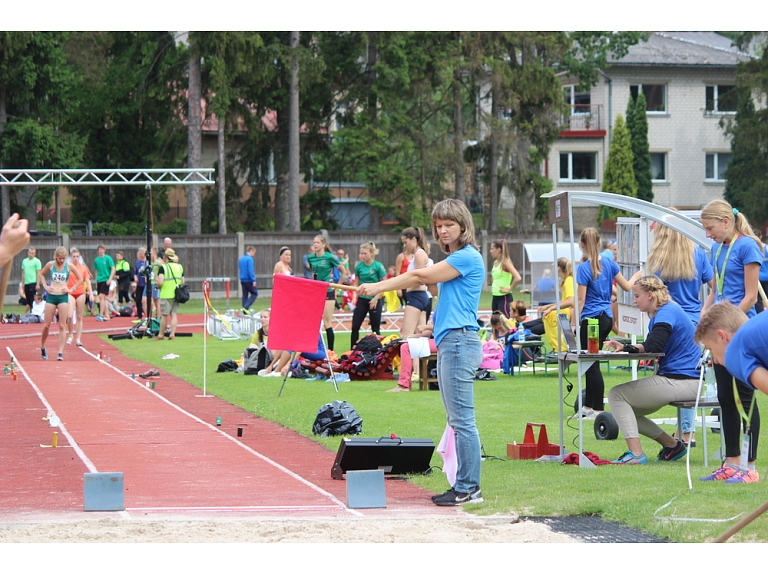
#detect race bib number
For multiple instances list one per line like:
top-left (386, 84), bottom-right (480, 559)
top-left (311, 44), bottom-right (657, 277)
top-left (51, 271), bottom-right (67, 283)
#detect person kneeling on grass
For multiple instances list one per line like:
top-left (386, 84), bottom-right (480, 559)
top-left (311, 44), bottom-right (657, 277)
top-left (603, 276), bottom-right (702, 465)
top-left (694, 301), bottom-right (767, 483)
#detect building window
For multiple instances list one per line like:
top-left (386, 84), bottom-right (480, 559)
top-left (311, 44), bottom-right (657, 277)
top-left (706, 85), bottom-right (737, 114)
top-left (563, 85), bottom-right (591, 115)
top-left (630, 84), bottom-right (666, 113)
top-left (249, 153), bottom-right (276, 185)
top-left (705, 153), bottom-right (732, 181)
top-left (650, 153), bottom-right (667, 182)
top-left (559, 152), bottom-right (597, 181)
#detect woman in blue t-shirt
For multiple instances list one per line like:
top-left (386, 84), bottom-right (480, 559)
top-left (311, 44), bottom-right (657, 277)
top-left (646, 222), bottom-right (714, 446)
top-left (604, 276), bottom-right (702, 464)
top-left (576, 228), bottom-right (640, 418)
top-left (699, 199), bottom-right (763, 483)
top-left (358, 199), bottom-right (484, 507)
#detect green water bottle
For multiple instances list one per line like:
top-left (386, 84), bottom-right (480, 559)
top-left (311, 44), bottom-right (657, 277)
top-left (587, 318), bottom-right (599, 353)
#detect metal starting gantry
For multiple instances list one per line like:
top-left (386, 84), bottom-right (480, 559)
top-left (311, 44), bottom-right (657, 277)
top-left (0, 168), bottom-right (215, 187)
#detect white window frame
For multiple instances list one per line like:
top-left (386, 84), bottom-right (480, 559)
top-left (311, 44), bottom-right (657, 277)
top-left (705, 152), bottom-right (732, 182)
top-left (559, 152), bottom-right (598, 183)
top-left (650, 152), bottom-right (667, 183)
top-left (563, 85), bottom-right (591, 115)
top-left (705, 85), bottom-right (737, 115)
top-left (249, 152), bottom-right (276, 185)
top-left (630, 83), bottom-right (667, 114)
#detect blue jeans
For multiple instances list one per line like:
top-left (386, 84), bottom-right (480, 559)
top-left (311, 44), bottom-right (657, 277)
top-left (437, 328), bottom-right (482, 493)
top-left (679, 408), bottom-right (694, 434)
top-left (241, 281), bottom-right (258, 310)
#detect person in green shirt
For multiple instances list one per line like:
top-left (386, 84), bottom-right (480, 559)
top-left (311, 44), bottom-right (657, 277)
top-left (20, 246), bottom-right (42, 314)
top-left (93, 244), bottom-right (115, 321)
top-left (307, 235), bottom-right (346, 351)
top-left (350, 242), bottom-right (387, 348)
top-left (155, 248), bottom-right (184, 340)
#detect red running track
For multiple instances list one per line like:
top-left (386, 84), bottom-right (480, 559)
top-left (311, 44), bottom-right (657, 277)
top-left (0, 316), bottom-right (459, 522)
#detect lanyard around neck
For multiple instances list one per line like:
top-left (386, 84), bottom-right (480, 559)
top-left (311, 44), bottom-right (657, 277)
top-left (714, 234), bottom-right (740, 297)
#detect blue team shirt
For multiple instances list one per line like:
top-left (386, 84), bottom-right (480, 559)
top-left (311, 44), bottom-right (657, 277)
top-left (648, 301), bottom-right (701, 379)
top-left (658, 246), bottom-right (713, 325)
top-left (724, 311), bottom-right (768, 389)
top-left (576, 257), bottom-right (619, 320)
top-left (711, 235), bottom-right (762, 318)
top-left (759, 244), bottom-right (768, 283)
top-left (433, 245), bottom-right (483, 346)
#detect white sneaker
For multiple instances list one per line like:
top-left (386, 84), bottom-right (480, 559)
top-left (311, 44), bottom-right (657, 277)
top-left (257, 369), bottom-right (270, 376)
top-left (269, 371), bottom-right (283, 377)
top-left (66, 336), bottom-right (72, 345)
top-left (579, 407), bottom-right (594, 418)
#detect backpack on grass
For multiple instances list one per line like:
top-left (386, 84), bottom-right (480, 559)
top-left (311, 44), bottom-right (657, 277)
top-left (312, 400), bottom-right (363, 437)
top-left (243, 345), bottom-right (273, 375)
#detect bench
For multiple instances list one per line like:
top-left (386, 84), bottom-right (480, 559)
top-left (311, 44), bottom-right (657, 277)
top-left (418, 354), bottom-right (438, 391)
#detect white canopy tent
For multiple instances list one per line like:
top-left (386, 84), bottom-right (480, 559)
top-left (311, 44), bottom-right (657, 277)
top-left (522, 242), bottom-right (583, 292)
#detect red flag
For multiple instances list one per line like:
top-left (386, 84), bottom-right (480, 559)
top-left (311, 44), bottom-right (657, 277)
top-left (268, 275), bottom-right (328, 353)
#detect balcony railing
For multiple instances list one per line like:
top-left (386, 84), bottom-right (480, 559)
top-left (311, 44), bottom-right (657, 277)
top-left (560, 104), bottom-right (602, 132)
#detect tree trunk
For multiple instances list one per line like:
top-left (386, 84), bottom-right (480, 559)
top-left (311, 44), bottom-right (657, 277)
top-left (17, 185), bottom-right (37, 229)
top-left (186, 52), bottom-right (202, 234)
top-left (488, 75), bottom-right (500, 232)
top-left (453, 67), bottom-right (466, 204)
top-left (217, 110), bottom-right (226, 234)
top-left (366, 32), bottom-right (378, 121)
top-left (0, 81), bottom-right (9, 224)
top-left (273, 107), bottom-right (290, 231)
top-left (287, 31), bottom-right (301, 232)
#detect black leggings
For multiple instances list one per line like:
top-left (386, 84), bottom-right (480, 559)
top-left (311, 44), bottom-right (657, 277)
top-left (134, 284), bottom-right (145, 319)
top-left (579, 312), bottom-right (613, 411)
top-left (714, 363), bottom-right (760, 461)
top-left (491, 294), bottom-right (510, 317)
top-left (351, 298), bottom-right (383, 349)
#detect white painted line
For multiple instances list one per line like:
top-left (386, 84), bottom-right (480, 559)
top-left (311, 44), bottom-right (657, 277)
top-left (75, 344), bottom-right (360, 516)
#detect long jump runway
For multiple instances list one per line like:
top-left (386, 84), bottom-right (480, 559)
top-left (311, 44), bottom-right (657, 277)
top-left (0, 322), bottom-right (457, 523)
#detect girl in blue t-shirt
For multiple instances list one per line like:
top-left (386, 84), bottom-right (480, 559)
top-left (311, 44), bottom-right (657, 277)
top-left (699, 199), bottom-right (763, 483)
top-left (358, 199), bottom-right (485, 507)
top-left (576, 228), bottom-right (640, 417)
top-left (646, 222), bottom-right (714, 446)
top-left (604, 276), bottom-right (702, 464)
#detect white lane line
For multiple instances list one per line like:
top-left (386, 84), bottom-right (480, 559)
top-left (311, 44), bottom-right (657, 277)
top-left (76, 344), bottom-right (360, 517)
top-left (7, 346), bottom-right (99, 474)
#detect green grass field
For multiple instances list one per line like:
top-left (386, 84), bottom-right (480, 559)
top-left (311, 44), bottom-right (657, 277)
top-left (108, 317), bottom-right (768, 543)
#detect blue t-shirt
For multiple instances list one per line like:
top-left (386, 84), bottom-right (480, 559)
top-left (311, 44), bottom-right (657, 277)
top-left (724, 310), bottom-right (768, 389)
top-left (535, 277), bottom-right (556, 292)
top-left (576, 257), bottom-right (619, 320)
top-left (711, 235), bottom-right (762, 318)
top-left (659, 246), bottom-right (713, 325)
top-left (135, 260), bottom-right (147, 287)
top-left (238, 254), bottom-right (256, 283)
top-left (648, 301), bottom-right (701, 379)
top-left (759, 244), bottom-right (768, 283)
top-left (433, 245), bottom-right (484, 346)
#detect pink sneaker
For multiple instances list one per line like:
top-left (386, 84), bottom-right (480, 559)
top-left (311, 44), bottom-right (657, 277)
top-left (724, 469), bottom-right (760, 484)
top-left (699, 464), bottom-right (739, 482)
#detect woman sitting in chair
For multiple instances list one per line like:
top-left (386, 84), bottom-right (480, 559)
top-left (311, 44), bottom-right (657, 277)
top-left (603, 276), bottom-right (703, 465)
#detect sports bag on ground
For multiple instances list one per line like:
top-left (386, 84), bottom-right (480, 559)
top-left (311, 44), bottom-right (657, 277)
top-left (243, 345), bottom-right (273, 375)
top-left (312, 400), bottom-right (363, 437)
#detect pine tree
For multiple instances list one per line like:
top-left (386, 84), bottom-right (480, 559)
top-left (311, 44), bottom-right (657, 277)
top-left (601, 114), bottom-right (637, 221)
top-left (630, 92), bottom-right (653, 203)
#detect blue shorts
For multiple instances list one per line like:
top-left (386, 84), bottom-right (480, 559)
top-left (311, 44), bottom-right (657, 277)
top-left (406, 290), bottom-right (429, 312)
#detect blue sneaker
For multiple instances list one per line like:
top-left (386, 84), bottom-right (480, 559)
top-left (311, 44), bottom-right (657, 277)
top-left (96, 315), bottom-right (104, 322)
top-left (612, 450), bottom-right (648, 464)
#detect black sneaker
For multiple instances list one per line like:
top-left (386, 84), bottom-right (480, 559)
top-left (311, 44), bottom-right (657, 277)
top-left (656, 439), bottom-right (687, 462)
top-left (41, 348), bottom-right (48, 360)
top-left (57, 353), bottom-right (64, 361)
top-left (432, 488), bottom-right (483, 506)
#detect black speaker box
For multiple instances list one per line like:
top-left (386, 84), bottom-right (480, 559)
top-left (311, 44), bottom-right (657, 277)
top-left (331, 437), bottom-right (436, 479)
